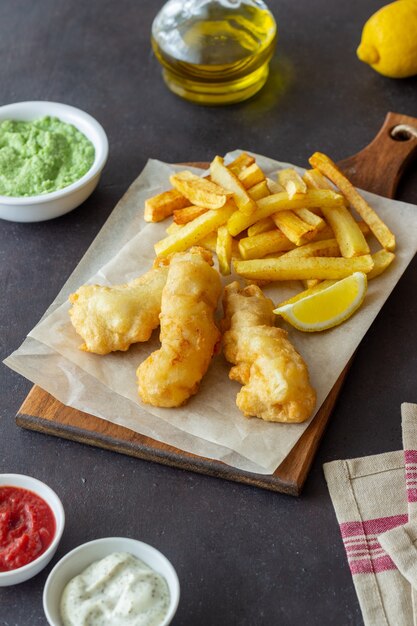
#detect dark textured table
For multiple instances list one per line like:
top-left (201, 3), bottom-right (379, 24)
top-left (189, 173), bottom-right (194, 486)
top-left (1, 1), bottom-right (416, 624)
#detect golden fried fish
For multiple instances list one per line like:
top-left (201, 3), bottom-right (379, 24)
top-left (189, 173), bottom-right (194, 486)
top-left (69, 265), bottom-right (168, 354)
top-left (137, 247), bottom-right (221, 407)
top-left (222, 282), bottom-right (316, 423)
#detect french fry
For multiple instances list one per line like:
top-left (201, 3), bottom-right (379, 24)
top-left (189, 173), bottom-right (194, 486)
top-left (257, 188), bottom-right (345, 212)
top-left (238, 163), bottom-right (266, 189)
top-left (199, 232), bottom-right (218, 253)
top-left (303, 164), bottom-right (370, 258)
top-left (216, 225), bottom-right (233, 275)
top-left (227, 189), bottom-right (345, 236)
top-left (170, 170), bottom-right (230, 210)
top-left (173, 205), bottom-right (208, 225)
top-left (310, 220), bottom-right (370, 241)
top-left (144, 189), bottom-right (189, 222)
top-left (266, 178), bottom-right (284, 194)
top-left (181, 225), bottom-right (240, 258)
top-left (247, 180), bottom-right (270, 201)
top-left (166, 221), bottom-right (184, 235)
top-left (278, 168), bottom-right (307, 198)
top-left (272, 211), bottom-right (317, 246)
top-left (210, 155), bottom-right (257, 215)
top-left (322, 205), bottom-right (370, 257)
top-left (367, 249), bottom-right (396, 279)
top-left (294, 208), bottom-right (325, 230)
top-left (303, 168), bottom-right (334, 191)
top-left (155, 202), bottom-right (236, 257)
top-left (233, 255), bottom-right (374, 281)
top-left (238, 229), bottom-right (295, 260)
top-left (226, 152), bottom-right (255, 175)
top-left (279, 239), bottom-right (340, 259)
top-left (247, 217), bottom-right (275, 236)
top-left (309, 152), bottom-right (396, 251)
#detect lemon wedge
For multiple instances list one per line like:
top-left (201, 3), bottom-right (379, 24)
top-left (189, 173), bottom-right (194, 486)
top-left (273, 272), bottom-right (367, 332)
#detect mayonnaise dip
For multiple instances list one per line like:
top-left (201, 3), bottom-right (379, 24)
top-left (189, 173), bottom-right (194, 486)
top-left (60, 552), bottom-right (170, 626)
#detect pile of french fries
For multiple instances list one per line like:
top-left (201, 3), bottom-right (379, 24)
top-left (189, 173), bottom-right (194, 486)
top-left (144, 152), bottom-right (396, 289)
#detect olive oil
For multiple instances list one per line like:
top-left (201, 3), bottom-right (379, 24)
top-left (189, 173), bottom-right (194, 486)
top-left (151, 0), bottom-right (277, 105)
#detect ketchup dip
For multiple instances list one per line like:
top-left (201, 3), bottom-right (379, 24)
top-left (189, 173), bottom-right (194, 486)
top-left (0, 485), bottom-right (56, 571)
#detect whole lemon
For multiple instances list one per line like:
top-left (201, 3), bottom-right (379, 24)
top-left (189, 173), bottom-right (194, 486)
top-left (357, 0), bottom-right (417, 78)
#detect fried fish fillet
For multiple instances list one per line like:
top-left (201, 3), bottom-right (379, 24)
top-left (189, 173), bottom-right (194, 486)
top-left (68, 264), bottom-right (168, 354)
top-left (137, 247), bottom-right (221, 407)
top-left (222, 282), bottom-right (316, 423)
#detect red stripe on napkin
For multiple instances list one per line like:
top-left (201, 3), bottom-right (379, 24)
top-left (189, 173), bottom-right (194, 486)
top-left (349, 555), bottom-right (397, 575)
top-left (339, 514), bottom-right (408, 575)
top-left (404, 450), bottom-right (417, 464)
top-left (404, 450), bottom-right (417, 501)
top-left (340, 514), bottom-right (408, 537)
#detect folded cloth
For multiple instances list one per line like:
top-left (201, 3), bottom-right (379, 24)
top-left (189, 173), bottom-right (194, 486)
top-left (324, 451), bottom-right (412, 626)
top-left (378, 403), bottom-right (417, 625)
top-left (379, 522), bottom-right (417, 611)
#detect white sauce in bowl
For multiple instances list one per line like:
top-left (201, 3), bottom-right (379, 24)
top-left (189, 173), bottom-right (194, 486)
top-left (60, 552), bottom-right (170, 626)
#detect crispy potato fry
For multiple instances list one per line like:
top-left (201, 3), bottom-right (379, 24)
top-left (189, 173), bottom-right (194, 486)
top-left (210, 155), bottom-right (257, 215)
top-left (272, 211), bottom-right (317, 246)
top-left (257, 188), bottom-right (345, 212)
top-left (303, 168), bottom-right (334, 190)
top-left (144, 189), bottom-right (189, 223)
top-left (278, 168), bottom-right (307, 198)
top-left (294, 208), bottom-right (325, 230)
top-left (173, 205), bottom-right (208, 225)
top-left (309, 152), bottom-right (396, 251)
top-left (170, 170), bottom-right (230, 210)
top-left (247, 217), bottom-right (275, 236)
top-left (227, 152), bottom-right (255, 175)
top-left (367, 249), bottom-right (396, 279)
top-left (238, 163), bottom-right (266, 189)
top-left (155, 202), bottom-right (236, 257)
top-left (197, 231), bottom-right (240, 257)
top-left (233, 255), bottom-right (374, 281)
top-left (279, 239), bottom-right (340, 259)
top-left (199, 232), bottom-right (218, 253)
top-left (266, 178), bottom-right (284, 194)
top-left (166, 221), bottom-right (184, 235)
top-left (247, 180), bottom-right (270, 201)
top-left (311, 220), bottom-right (370, 240)
top-left (238, 229), bottom-right (295, 260)
top-left (303, 164), bottom-right (370, 258)
top-left (322, 205), bottom-right (370, 257)
top-left (216, 225), bottom-right (233, 275)
top-left (227, 189), bottom-right (345, 236)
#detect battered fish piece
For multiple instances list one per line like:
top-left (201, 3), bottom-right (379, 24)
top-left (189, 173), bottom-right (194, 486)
top-left (137, 247), bottom-right (221, 407)
top-left (222, 282), bottom-right (316, 423)
top-left (69, 265), bottom-right (168, 354)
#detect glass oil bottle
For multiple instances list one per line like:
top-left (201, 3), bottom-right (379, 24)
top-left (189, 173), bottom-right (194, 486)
top-left (151, 0), bottom-right (277, 105)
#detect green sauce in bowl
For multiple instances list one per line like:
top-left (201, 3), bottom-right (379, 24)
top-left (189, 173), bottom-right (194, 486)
top-left (0, 116), bottom-right (95, 197)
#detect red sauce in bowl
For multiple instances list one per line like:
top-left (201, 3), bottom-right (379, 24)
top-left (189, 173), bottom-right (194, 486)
top-left (0, 486), bottom-right (56, 572)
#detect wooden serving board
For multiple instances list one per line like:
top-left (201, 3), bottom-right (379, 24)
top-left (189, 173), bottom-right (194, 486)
top-left (16, 112), bottom-right (417, 496)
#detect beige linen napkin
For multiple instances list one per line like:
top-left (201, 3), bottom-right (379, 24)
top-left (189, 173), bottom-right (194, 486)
top-left (324, 451), bottom-right (412, 625)
top-left (377, 403), bottom-right (417, 625)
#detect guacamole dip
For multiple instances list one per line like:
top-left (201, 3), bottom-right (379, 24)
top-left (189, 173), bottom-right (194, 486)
top-left (0, 116), bottom-right (95, 197)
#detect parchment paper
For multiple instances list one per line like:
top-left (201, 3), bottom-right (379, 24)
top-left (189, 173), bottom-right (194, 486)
top-left (5, 151), bottom-right (417, 474)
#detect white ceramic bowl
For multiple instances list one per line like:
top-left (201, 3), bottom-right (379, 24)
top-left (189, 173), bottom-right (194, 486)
top-left (43, 536), bottom-right (180, 626)
top-left (0, 101), bottom-right (108, 222)
top-left (0, 474), bottom-right (65, 586)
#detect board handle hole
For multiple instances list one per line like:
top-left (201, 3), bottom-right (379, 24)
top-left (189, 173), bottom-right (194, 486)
top-left (390, 124), bottom-right (417, 141)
